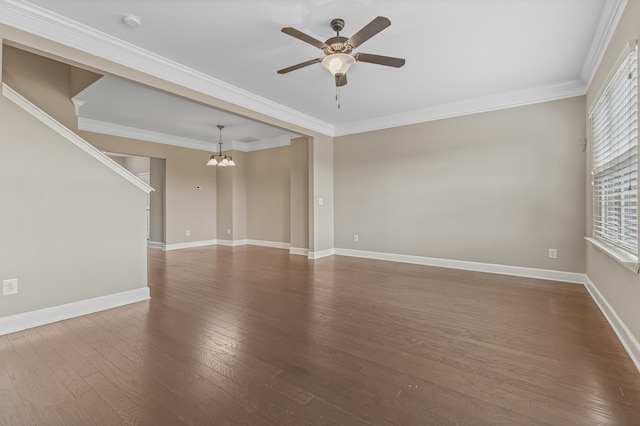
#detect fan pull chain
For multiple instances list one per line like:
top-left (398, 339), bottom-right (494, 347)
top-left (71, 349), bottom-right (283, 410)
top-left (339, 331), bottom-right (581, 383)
top-left (336, 86), bottom-right (341, 109)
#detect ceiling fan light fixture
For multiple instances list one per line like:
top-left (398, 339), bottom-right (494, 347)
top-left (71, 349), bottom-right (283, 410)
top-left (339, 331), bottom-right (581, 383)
top-left (322, 53), bottom-right (355, 76)
top-left (279, 16), bottom-right (404, 91)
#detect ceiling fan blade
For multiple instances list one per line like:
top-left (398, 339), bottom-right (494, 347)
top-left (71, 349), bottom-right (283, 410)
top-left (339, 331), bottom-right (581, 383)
top-left (355, 53), bottom-right (405, 68)
top-left (347, 16), bottom-right (391, 48)
top-left (281, 27), bottom-right (326, 49)
top-left (277, 58), bottom-right (323, 74)
top-left (335, 74), bottom-right (348, 87)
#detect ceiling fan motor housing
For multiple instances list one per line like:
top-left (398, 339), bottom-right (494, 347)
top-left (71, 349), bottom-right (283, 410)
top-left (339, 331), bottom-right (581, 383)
top-left (330, 18), bottom-right (345, 33)
top-left (324, 36), bottom-right (352, 55)
top-left (325, 19), bottom-right (353, 54)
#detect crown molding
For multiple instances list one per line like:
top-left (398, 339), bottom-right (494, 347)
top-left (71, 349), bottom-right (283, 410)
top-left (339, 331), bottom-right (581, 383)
top-left (78, 117), bottom-right (214, 152)
top-left (334, 79), bottom-right (587, 137)
top-left (0, 0), bottom-right (334, 136)
top-left (71, 99), bottom-right (85, 116)
top-left (231, 135), bottom-right (294, 152)
top-left (78, 117), bottom-right (294, 153)
top-left (580, 0), bottom-right (628, 87)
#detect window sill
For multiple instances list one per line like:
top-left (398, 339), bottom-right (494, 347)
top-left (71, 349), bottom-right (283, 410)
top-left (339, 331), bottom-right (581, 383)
top-left (585, 237), bottom-right (640, 274)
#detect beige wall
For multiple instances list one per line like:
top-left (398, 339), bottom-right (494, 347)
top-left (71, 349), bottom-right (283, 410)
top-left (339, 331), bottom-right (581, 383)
top-left (309, 134), bottom-right (334, 253)
top-left (0, 93), bottom-right (147, 317)
top-left (215, 143), bottom-right (311, 247)
top-left (123, 155), bottom-right (150, 175)
top-left (216, 144), bottom-right (309, 247)
top-left (215, 151), bottom-right (247, 241)
top-left (2, 45), bottom-right (76, 129)
top-left (216, 157), bottom-right (233, 240)
top-left (335, 97), bottom-right (586, 272)
top-left (111, 154), bottom-right (165, 243)
top-left (246, 146), bottom-right (291, 243)
top-left (2, 46), bottom-right (217, 245)
top-left (84, 134), bottom-right (215, 245)
top-left (109, 155), bottom-right (126, 167)
top-left (231, 151), bottom-right (247, 240)
top-left (290, 137), bottom-right (310, 250)
top-left (69, 65), bottom-right (101, 98)
top-left (149, 157), bottom-right (166, 244)
top-left (585, 1), bottom-right (640, 341)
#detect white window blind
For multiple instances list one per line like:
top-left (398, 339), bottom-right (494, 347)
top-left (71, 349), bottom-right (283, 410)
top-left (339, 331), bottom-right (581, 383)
top-left (591, 44), bottom-right (638, 255)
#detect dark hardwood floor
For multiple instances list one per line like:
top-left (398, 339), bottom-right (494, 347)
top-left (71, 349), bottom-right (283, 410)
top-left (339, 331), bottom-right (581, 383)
top-left (1, 245), bottom-right (640, 425)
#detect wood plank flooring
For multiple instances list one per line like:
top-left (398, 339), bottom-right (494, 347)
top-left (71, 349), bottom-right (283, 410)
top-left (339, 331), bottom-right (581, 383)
top-left (1, 245), bottom-right (640, 425)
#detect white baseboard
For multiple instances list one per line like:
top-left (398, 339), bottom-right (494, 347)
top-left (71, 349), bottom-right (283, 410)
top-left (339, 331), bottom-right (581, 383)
top-left (333, 248), bottom-right (585, 284)
top-left (290, 247), bottom-right (309, 256)
top-left (216, 239), bottom-right (248, 247)
top-left (246, 239), bottom-right (290, 249)
top-left (165, 239), bottom-right (217, 250)
top-left (584, 276), bottom-right (640, 373)
top-left (164, 239), bottom-right (293, 250)
top-left (0, 287), bottom-right (150, 336)
top-left (147, 240), bottom-right (165, 249)
top-left (308, 248), bottom-right (335, 259)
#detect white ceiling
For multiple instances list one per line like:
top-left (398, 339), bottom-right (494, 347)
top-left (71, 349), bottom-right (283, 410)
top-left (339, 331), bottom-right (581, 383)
top-left (3, 0), bottom-right (619, 144)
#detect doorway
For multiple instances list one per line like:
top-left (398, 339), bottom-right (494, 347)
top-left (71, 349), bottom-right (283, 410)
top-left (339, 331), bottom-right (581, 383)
top-left (107, 153), bottom-right (166, 247)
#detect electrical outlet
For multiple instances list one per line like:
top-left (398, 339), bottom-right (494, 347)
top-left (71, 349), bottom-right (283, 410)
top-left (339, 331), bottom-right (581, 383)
top-left (353, 234), bottom-right (359, 242)
top-left (227, 228), bottom-right (231, 235)
top-left (186, 230), bottom-right (191, 236)
top-left (3, 278), bottom-right (18, 296)
top-left (548, 248), bottom-right (557, 259)
top-left (318, 197), bottom-right (324, 206)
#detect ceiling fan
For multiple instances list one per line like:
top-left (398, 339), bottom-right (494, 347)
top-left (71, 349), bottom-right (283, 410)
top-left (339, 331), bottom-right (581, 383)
top-left (277, 16), bottom-right (405, 87)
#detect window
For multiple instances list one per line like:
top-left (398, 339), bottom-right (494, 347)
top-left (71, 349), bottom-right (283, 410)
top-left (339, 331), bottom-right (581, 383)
top-left (590, 42), bottom-right (638, 256)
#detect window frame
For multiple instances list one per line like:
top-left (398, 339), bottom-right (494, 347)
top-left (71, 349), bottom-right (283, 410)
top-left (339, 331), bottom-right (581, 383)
top-left (587, 40), bottom-right (639, 271)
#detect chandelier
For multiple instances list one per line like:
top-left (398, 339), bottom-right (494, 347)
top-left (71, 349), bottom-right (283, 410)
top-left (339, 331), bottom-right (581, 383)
top-left (206, 125), bottom-right (235, 167)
